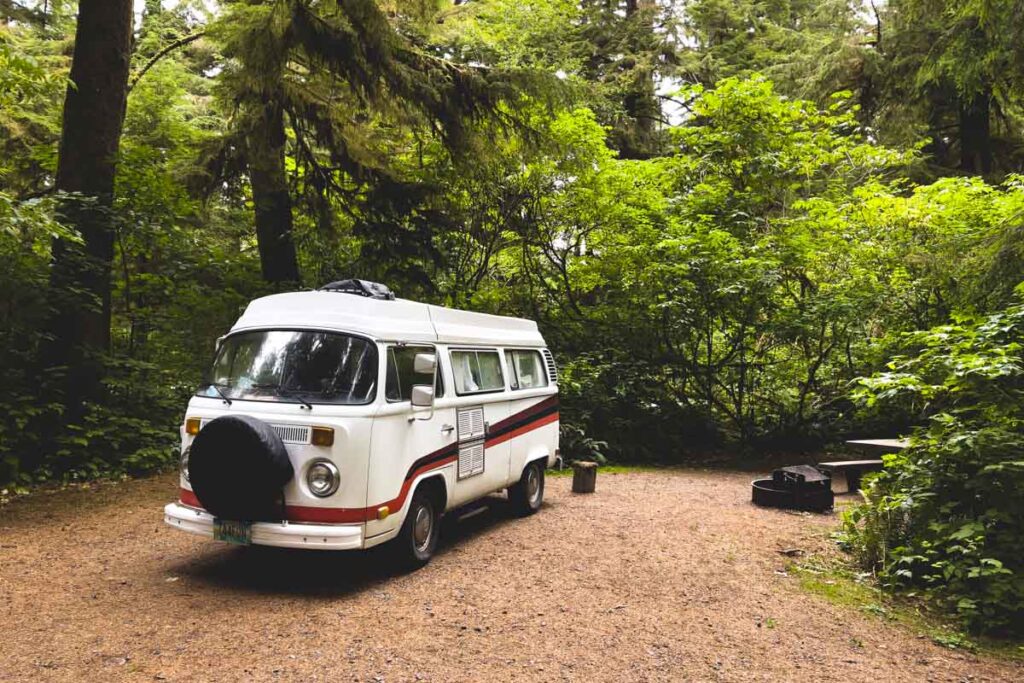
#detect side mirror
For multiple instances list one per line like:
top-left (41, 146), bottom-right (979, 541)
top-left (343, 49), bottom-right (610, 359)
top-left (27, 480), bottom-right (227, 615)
top-left (413, 352), bottom-right (436, 375)
top-left (411, 385), bottom-right (434, 408)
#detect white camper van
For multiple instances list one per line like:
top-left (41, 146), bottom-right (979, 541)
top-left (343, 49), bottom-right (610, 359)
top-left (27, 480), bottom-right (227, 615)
top-left (163, 280), bottom-right (559, 567)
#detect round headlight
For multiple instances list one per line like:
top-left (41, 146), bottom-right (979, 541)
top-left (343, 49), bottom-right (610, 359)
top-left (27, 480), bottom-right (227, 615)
top-left (180, 446), bottom-right (190, 483)
top-left (306, 460), bottom-right (339, 498)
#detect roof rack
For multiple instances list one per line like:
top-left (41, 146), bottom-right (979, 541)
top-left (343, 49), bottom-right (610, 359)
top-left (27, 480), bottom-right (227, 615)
top-left (318, 279), bottom-right (396, 301)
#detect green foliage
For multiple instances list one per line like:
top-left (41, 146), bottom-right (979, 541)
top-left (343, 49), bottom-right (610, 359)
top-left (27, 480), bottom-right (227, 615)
top-left (0, 20), bottom-right (67, 192)
top-left (0, 3), bottom-right (266, 486)
top-left (894, 0), bottom-right (1024, 101)
top-left (3, 0), bottom-right (1024, 643)
top-left (4, 13), bottom-right (1024, 650)
top-left (558, 423), bottom-right (608, 466)
top-left (843, 299), bottom-right (1024, 634)
top-left (517, 78), bottom-right (914, 450)
top-left (682, 0), bottom-right (866, 96)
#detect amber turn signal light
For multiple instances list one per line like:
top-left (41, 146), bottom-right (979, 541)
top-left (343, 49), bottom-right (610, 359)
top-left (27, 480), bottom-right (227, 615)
top-left (185, 417), bottom-right (202, 435)
top-left (311, 426), bottom-right (334, 446)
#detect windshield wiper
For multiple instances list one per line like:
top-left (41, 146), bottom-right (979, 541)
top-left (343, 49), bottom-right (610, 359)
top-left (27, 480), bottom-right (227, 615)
top-left (205, 381), bottom-right (233, 405)
top-left (252, 383), bottom-right (313, 410)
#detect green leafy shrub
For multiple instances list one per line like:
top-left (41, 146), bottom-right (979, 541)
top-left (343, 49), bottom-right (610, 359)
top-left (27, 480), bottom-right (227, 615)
top-left (558, 423), bottom-right (608, 465)
top-left (843, 294), bottom-right (1024, 634)
top-left (47, 357), bottom-right (186, 481)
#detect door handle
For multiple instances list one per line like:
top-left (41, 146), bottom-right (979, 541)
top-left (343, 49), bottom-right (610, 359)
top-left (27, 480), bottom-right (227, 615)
top-left (441, 424), bottom-right (455, 435)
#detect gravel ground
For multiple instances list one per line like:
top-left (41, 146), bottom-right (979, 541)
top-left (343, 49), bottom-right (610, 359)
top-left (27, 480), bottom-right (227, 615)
top-left (0, 469), bottom-right (1020, 682)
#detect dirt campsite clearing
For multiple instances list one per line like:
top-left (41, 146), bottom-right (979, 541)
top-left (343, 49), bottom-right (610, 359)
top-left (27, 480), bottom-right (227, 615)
top-left (1, 469), bottom-right (1020, 682)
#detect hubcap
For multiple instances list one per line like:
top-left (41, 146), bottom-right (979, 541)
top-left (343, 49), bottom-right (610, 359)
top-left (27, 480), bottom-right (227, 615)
top-left (413, 502), bottom-right (433, 551)
top-left (526, 467), bottom-right (541, 506)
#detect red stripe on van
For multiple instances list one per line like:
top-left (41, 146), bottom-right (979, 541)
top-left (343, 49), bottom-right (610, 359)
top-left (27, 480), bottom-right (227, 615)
top-left (176, 398), bottom-right (558, 525)
top-left (484, 410), bottom-right (559, 448)
top-left (178, 454), bottom-right (458, 525)
top-left (285, 454), bottom-right (457, 523)
top-left (487, 395), bottom-right (558, 436)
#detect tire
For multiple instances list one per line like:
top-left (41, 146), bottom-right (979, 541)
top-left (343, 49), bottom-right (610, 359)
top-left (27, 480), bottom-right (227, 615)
top-left (508, 460), bottom-right (545, 516)
top-left (393, 486), bottom-right (441, 569)
top-left (188, 415), bottom-right (293, 521)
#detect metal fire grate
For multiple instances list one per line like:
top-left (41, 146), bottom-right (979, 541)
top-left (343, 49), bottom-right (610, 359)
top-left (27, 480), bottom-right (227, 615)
top-left (752, 465), bottom-right (833, 512)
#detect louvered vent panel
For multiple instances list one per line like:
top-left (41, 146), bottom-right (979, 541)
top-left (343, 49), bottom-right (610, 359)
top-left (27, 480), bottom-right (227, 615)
top-left (198, 420), bottom-right (310, 445)
top-left (272, 424), bottom-right (311, 445)
top-left (542, 349), bottom-right (558, 384)
top-left (457, 406), bottom-right (486, 442)
top-left (458, 441), bottom-right (485, 479)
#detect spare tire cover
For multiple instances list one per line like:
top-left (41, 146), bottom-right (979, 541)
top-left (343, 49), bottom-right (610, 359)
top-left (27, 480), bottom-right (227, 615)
top-left (189, 415), bottom-right (294, 521)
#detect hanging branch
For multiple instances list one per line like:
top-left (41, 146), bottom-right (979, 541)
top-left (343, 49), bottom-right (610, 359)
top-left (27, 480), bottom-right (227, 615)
top-left (128, 31), bottom-right (206, 93)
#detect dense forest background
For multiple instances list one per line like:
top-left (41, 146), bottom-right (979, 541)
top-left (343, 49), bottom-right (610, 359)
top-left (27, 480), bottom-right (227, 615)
top-left (3, 0), bottom-right (1024, 631)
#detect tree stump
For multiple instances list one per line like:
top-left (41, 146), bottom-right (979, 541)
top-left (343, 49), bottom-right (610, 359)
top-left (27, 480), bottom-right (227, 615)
top-left (572, 461), bottom-right (598, 493)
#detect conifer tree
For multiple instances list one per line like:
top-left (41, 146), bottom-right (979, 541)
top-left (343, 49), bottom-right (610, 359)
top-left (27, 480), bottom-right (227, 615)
top-left (46, 0), bottom-right (134, 408)
top-left (209, 0), bottom-right (543, 284)
top-left (578, 0), bottom-right (677, 159)
top-left (880, 0), bottom-right (1024, 175)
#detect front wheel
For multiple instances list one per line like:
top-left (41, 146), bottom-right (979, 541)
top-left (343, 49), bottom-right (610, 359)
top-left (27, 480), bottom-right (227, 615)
top-left (508, 461), bottom-right (545, 516)
top-left (392, 487), bottom-right (440, 569)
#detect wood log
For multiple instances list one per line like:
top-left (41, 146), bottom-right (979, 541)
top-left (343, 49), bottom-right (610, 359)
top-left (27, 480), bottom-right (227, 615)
top-left (572, 461), bottom-right (598, 493)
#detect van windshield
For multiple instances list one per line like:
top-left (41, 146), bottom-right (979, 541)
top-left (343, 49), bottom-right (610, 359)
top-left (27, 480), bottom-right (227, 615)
top-left (197, 330), bottom-right (378, 405)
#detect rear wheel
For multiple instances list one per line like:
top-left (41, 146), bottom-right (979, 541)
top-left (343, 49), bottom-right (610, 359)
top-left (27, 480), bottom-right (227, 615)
top-left (393, 487), bottom-right (440, 569)
top-left (509, 460), bottom-right (544, 516)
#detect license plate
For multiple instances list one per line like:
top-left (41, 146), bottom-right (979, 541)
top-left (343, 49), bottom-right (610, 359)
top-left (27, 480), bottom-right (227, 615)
top-left (213, 519), bottom-right (252, 545)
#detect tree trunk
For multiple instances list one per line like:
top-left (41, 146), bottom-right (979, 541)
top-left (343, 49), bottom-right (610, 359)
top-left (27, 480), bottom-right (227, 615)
top-left (923, 89), bottom-right (953, 170)
top-left (572, 461), bottom-right (598, 493)
top-left (618, 0), bottom-right (659, 160)
top-left (46, 0), bottom-right (133, 404)
top-left (959, 90), bottom-right (993, 175)
top-left (247, 101), bottom-right (301, 284)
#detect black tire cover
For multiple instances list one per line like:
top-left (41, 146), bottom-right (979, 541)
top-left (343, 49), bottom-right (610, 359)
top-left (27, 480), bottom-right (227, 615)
top-left (189, 415), bottom-right (294, 521)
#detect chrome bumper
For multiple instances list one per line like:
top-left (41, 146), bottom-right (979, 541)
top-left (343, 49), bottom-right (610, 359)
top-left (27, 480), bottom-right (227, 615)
top-left (163, 502), bottom-right (364, 550)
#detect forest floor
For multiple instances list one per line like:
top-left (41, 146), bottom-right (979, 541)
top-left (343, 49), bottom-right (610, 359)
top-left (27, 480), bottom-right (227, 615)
top-left (0, 469), bottom-right (1021, 682)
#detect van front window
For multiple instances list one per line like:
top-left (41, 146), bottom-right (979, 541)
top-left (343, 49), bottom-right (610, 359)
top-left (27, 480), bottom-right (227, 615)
top-left (198, 330), bottom-right (378, 405)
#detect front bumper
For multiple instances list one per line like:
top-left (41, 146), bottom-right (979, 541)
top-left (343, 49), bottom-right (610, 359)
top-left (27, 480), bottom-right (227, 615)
top-left (163, 502), bottom-right (364, 550)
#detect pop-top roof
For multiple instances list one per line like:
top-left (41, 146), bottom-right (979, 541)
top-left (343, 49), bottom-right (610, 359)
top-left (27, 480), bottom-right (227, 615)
top-left (230, 291), bottom-right (545, 347)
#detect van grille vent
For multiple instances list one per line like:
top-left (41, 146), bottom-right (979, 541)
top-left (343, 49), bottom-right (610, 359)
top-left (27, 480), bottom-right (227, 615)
top-left (272, 424), bottom-right (312, 445)
top-left (458, 441), bottom-right (485, 480)
top-left (542, 349), bottom-right (558, 384)
top-left (197, 420), bottom-right (310, 445)
top-left (457, 407), bottom-right (486, 441)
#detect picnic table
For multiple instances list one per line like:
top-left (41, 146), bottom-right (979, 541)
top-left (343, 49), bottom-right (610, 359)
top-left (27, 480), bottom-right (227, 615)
top-left (817, 439), bottom-right (909, 492)
top-left (845, 438), bottom-right (910, 452)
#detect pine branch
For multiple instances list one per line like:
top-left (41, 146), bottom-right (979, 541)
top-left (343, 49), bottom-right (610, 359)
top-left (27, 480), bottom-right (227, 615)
top-left (128, 31), bottom-right (206, 93)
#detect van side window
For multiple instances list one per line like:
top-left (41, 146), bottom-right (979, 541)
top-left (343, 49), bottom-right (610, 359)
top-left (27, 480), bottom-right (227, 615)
top-left (451, 350), bottom-right (503, 394)
top-left (386, 346), bottom-right (443, 402)
top-left (505, 349), bottom-right (549, 390)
